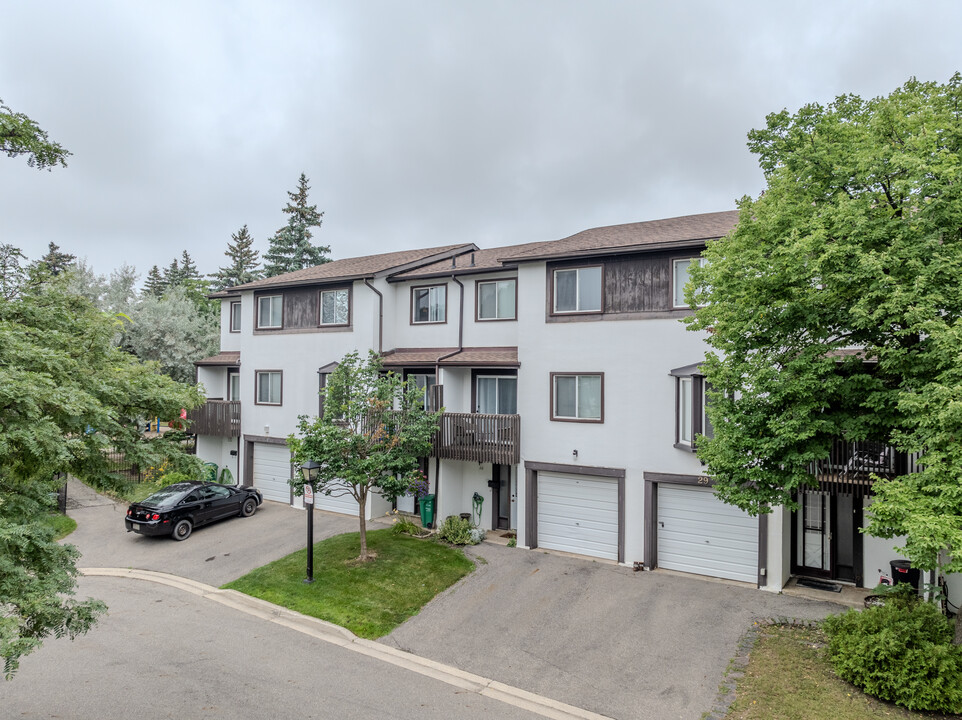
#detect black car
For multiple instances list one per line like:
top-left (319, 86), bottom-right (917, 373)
top-left (125, 481), bottom-right (263, 541)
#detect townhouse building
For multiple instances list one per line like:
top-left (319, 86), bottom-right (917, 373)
top-left (192, 210), bottom-right (952, 597)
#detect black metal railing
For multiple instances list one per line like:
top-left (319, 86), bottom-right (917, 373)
top-left (809, 438), bottom-right (915, 497)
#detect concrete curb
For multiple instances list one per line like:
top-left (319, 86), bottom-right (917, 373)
top-left (80, 567), bottom-right (612, 720)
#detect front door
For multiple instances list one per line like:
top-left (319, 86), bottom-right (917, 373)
top-left (792, 490), bottom-right (862, 585)
top-left (490, 464), bottom-right (512, 530)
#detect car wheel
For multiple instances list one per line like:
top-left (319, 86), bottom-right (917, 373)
top-left (240, 498), bottom-right (257, 517)
top-left (172, 519), bottom-right (192, 541)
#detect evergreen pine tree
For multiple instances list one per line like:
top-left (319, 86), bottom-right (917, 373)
top-left (263, 173), bottom-right (330, 277)
top-left (163, 258), bottom-right (182, 287)
top-left (212, 224), bottom-right (262, 290)
top-left (178, 250), bottom-right (202, 285)
top-left (37, 242), bottom-right (76, 276)
top-left (143, 265), bottom-right (166, 297)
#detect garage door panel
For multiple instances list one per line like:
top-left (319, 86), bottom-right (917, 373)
top-left (253, 444), bottom-right (292, 504)
top-left (657, 485), bottom-right (758, 584)
top-left (537, 472), bottom-right (620, 562)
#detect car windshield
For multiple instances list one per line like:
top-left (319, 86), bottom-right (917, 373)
top-left (139, 484), bottom-right (193, 509)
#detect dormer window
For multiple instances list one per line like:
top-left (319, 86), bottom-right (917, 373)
top-left (256, 295), bottom-right (283, 329)
top-left (319, 288), bottom-right (350, 326)
top-left (672, 257), bottom-right (707, 309)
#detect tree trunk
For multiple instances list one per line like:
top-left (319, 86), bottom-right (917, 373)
top-left (358, 487), bottom-right (368, 561)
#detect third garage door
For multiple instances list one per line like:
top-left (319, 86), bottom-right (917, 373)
top-left (537, 472), bottom-right (619, 561)
top-left (657, 484), bottom-right (758, 583)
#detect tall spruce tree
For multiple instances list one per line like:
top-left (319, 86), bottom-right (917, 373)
top-left (36, 242), bottom-right (76, 276)
top-left (143, 265), bottom-right (166, 297)
top-left (212, 224), bottom-right (262, 290)
top-left (263, 173), bottom-right (329, 277)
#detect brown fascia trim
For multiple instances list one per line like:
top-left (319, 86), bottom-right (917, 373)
top-left (209, 291), bottom-right (242, 300)
top-left (375, 244), bottom-right (479, 279)
top-left (387, 263), bottom-right (519, 283)
top-left (497, 237), bottom-right (716, 264)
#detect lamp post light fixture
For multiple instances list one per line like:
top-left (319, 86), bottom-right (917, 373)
top-left (300, 460), bottom-right (321, 583)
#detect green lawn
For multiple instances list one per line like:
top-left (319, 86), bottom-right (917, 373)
top-left (45, 513), bottom-right (77, 540)
top-left (724, 625), bottom-right (960, 720)
top-left (222, 528), bottom-right (475, 639)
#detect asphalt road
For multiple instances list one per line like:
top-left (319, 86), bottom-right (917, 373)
top-left (0, 576), bottom-right (546, 720)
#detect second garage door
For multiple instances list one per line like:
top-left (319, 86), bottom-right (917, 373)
top-left (657, 484), bottom-right (758, 584)
top-left (252, 443), bottom-right (292, 504)
top-left (537, 472), bottom-right (619, 561)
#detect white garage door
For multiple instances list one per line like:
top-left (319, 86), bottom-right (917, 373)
top-left (253, 443), bottom-right (292, 504)
top-left (314, 481), bottom-right (359, 517)
top-left (537, 472), bottom-right (619, 561)
top-left (657, 485), bottom-right (758, 584)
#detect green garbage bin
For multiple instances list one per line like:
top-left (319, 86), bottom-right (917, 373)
top-left (202, 462), bottom-right (218, 483)
top-left (419, 494), bottom-right (436, 528)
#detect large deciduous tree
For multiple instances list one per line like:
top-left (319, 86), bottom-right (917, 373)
top-left (263, 173), bottom-right (329, 277)
top-left (288, 351), bottom-right (440, 561)
top-left (687, 75), bottom-right (962, 617)
top-left (0, 274), bottom-right (204, 678)
top-left (0, 98), bottom-right (70, 170)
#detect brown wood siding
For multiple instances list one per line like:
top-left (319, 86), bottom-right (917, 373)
top-left (285, 286), bottom-right (320, 329)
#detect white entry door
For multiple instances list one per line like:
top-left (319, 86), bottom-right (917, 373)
top-left (657, 485), bottom-right (758, 583)
top-left (537, 472), bottom-right (619, 561)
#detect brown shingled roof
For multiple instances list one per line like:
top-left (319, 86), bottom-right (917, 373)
top-left (390, 241), bottom-right (554, 280)
top-left (228, 243), bottom-right (477, 291)
top-left (195, 351), bottom-right (240, 366)
top-left (498, 210), bottom-right (739, 262)
top-left (380, 347), bottom-right (519, 368)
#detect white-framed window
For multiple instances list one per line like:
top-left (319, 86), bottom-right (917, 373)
top-left (256, 295), bottom-right (283, 329)
top-left (551, 373), bottom-right (603, 422)
top-left (553, 266), bottom-right (602, 313)
top-left (228, 371), bottom-right (240, 402)
top-left (320, 288), bottom-right (350, 326)
top-left (672, 257), bottom-right (707, 309)
top-left (229, 301), bottom-right (241, 332)
top-left (412, 285), bottom-right (446, 324)
top-left (476, 376), bottom-right (517, 414)
top-left (672, 367), bottom-right (713, 451)
top-left (678, 376), bottom-right (693, 445)
top-left (477, 279), bottom-right (516, 320)
top-left (255, 371), bottom-right (282, 405)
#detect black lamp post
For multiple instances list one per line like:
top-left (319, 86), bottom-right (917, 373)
top-left (300, 460), bottom-right (320, 584)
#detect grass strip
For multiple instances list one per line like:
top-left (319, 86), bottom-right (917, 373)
top-left (222, 528), bottom-right (474, 639)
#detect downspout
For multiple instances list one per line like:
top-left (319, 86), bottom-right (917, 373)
top-left (363, 279), bottom-right (383, 354)
top-left (432, 272), bottom-right (466, 524)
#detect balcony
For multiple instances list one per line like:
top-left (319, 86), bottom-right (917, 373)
top-left (809, 439), bottom-right (916, 497)
top-left (187, 400), bottom-right (241, 438)
top-left (432, 412), bottom-right (520, 465)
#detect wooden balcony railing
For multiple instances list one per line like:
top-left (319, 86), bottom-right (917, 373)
top-left (809, 438), bottom-right (916, 497)
top-left (187, 400), bottom-right (241, 438)
top-left (432, 412), bottom-right (520, 465)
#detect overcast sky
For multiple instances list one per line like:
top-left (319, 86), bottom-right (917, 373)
top-left (2, 1), bottom-right (961, 281)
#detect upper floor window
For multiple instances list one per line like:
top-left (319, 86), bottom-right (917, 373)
top-left (672, 257), bottom-right (707, 309)
top-left (551, 373), bottom-right (603, 422)
top-left (477, 279), bottom-right (516, 321)
top-left (553, 266), bottom-right (602, 314)
top-left (412, 285), bottom-right (446, 324)
top-left (477, 375), bottom-right (517, 414)
top-left (229, 302), bottom-right (241, 333)
top-left (255, 370), bottom-right (282, 405)
top-left (320, 288), bottom-right (350, 326)
top-left (407, 373), bottom-right (438, 411)
top-left (257, 295), bottom-right (283, 329)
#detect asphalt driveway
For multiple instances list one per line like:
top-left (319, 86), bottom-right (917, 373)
top-left (64, 479), bottom-right (848, 719)
top-left (65, 478), bottom-right (360, 586)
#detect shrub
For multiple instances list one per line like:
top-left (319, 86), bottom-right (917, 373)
top-left (437, 515), bottom-right (480, 546)
top-left (822, 599), bottom-right (962, 713)
top-left (391, 517), bottom-right (422, 536)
